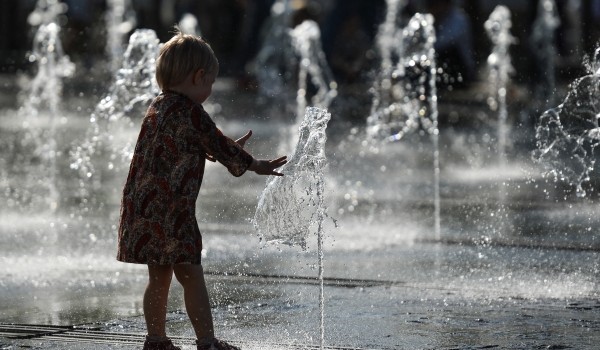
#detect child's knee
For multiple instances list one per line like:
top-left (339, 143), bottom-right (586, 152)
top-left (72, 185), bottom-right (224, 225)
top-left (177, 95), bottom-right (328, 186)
top-left (147, 265), bottom-right (174, 285)
top-left (173, 264), bottom-right (204, 285)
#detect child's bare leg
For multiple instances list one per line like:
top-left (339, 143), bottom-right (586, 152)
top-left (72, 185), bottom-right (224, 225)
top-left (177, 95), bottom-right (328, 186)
top-left (173, 264), bottom-right (215, 340)
top-left (144, 265), bottom-right (174, 337)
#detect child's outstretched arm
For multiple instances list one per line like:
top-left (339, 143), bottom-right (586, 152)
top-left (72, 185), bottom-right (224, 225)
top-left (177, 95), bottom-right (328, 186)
top-left (235, 130), bottom-right (287, 176)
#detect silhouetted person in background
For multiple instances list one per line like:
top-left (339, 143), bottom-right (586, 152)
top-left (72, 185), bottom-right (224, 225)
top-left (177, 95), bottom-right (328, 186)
top-left (425, 0), bottom-right (476, 89)
top-left (320, 0), bottom-right (386, 83)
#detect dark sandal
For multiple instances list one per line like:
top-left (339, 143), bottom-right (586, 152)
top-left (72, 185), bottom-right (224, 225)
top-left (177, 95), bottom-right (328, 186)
top-left (143, 338), bottom-right (181, 350)
top-left (196, 338), bottom-right (241, 350)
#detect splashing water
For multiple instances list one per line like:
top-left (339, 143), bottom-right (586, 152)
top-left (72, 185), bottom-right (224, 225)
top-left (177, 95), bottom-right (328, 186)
top-left (254, 106), bottom-right (331, 348)
top-left (70, 29), bottom-right (160, 209)
top-left (533, 47), bottom-right (600, 197)
top-left (254, 107), bottom-right (330, 248)
top-left (485, 6), bottom-right (515, 167)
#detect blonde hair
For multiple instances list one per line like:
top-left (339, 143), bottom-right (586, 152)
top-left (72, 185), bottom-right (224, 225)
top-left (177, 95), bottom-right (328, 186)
top-left (155, 28), bottom-right (219, 90)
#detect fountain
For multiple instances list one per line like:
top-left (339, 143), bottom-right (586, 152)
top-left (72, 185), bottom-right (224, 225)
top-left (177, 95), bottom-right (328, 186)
top-left (254, 107), bottom-right (331, 349)
top-left (366, 12), bottom-right (441, 238)
top-left (70, 29), bottom-right (160, 213)
top-left (530, 0), bottom-right (560, 108)
top-left (105, 0), bottom-right (137, 71)
top-left (9, 0), bottom-right (75, 212)
top-left (485, 5), bottom-right (515, 169)
top-left (484, 5), bottom-right (515, 233)
top-left (178, 13), bottom-right (201, 36)
top-left (534, 47), bottom-right (600, 197)
top-left (289, 21), bottom-right (337, 129)
top-left (253, 0), bottom-right (297, 103)
top-left (368, 0), bottom-right (406, 136)
top-left (1, 2), bottom-right (600, 350)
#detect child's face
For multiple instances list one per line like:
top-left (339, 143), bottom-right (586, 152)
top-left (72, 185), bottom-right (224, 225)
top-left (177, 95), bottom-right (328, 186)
top-left (192, 68), bottom-right (217, 104)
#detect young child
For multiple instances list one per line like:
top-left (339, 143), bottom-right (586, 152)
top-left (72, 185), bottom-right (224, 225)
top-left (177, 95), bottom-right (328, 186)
top-left (117, 29), bottom-right (287, 350)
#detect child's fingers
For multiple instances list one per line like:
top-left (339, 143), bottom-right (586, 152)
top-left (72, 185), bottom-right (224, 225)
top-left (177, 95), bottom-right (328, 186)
top-left (239, 130), bottom-right (252, 141)
top-left (235, 130), bottom-right (253, 146)
top-left (271, 156), bottom-right (288, 165)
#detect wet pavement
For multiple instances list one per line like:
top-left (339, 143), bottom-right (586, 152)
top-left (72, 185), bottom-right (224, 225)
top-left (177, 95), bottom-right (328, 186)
top-left (1, 236), bottom-right (599, 350)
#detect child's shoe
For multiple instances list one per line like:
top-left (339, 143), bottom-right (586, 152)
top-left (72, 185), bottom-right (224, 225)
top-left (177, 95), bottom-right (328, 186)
top-left (196, 338), bottom-right (241, 350)
top-left (142, 337), bottom-right (181, 350)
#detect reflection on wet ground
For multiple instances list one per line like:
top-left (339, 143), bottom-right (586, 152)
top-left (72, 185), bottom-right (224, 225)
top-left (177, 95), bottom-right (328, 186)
top-left (1, 232), bottom-right (599, 349)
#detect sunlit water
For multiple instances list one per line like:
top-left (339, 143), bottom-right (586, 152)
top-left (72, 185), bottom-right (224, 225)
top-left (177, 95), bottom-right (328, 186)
top-left (1, 98), bottom-right (600, 347)
top-left (530, 0), bottom-right (560, 107)
top-left (534, 48), bottom-right (600, 197)
top-left (485, 5), bottom-right (514, 169)
top-left (1, 4), bottom-right (600, 350)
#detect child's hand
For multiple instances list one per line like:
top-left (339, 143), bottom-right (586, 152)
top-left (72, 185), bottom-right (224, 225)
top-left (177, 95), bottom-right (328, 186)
top-left (235, 130), bottom-right (253, 148)
top-left (249, 156), bottom-right (288, 176)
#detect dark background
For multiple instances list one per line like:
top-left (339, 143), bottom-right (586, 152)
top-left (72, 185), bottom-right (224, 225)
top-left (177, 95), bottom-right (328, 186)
top-left (0, 0), bottom-right (598, 92)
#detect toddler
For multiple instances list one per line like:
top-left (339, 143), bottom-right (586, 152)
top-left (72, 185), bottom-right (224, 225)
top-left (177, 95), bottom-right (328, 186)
top-left (117, 28), bottom-right (287, 350)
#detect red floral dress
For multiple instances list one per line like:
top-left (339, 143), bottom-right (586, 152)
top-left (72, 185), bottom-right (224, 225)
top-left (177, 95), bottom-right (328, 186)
top-left (117, 91), bottom-right (253, 265)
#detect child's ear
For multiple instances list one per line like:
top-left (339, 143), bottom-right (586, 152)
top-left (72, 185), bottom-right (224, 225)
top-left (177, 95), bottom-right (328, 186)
top-left (193, 69), bottom-right (205, 84)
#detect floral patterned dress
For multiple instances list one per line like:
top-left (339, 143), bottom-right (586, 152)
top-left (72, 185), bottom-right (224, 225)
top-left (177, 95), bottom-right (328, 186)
top-left (117, 91), bottom-right (253, 265)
